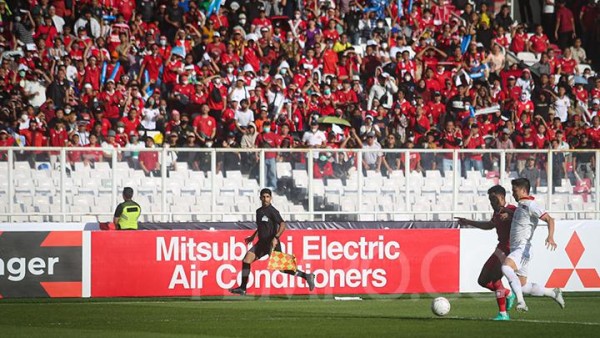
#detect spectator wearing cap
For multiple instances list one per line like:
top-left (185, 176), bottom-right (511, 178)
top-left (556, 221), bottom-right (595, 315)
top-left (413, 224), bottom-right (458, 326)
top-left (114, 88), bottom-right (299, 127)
top-left (520, 156), bottom-right (541, 194)
top-left (101, 129), bottom-right (123, 161)
top-left (229, 78), bottom-right (250, 104)
top-left (114, 122), bottom-right (129, 148)
top-left (97, 79), bottom-right (125, 124)
top-left (362, 131), bottom-right (383, 175)
top-left (206, 75), bottom-right (228, 126)
top-left (139, 136), bottom-right (160, 177)
top-left (254, 104), bottom-right (272, 133)
top-left (359, 114), bottom-right (381, 139)
top-left (515, 69), bottom-right (534, 94)
top-left (75, 119), bottom-right (91, 146)
top-left (367, 73), bottom-right (396, 110)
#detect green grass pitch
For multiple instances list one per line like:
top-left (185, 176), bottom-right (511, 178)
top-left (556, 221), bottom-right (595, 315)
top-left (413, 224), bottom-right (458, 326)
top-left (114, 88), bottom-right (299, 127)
top-left (1, 293), bottom-right (599, 337)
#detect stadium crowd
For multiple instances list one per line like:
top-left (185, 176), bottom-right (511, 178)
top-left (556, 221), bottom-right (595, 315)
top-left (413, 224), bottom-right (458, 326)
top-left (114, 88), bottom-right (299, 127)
top-left (0, 0), bottom-right (599, 192)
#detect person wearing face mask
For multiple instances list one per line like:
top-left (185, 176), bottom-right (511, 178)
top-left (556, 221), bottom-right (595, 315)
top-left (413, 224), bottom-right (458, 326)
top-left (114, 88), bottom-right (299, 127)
top-left (256, 122), bottom-right (282, 191)
top-left (205, 75), bottom-right (228, 133)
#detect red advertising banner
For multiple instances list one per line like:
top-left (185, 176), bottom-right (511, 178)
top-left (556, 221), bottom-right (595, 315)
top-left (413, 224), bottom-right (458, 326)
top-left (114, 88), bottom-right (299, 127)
top-left (91, 230), bottom-right (459, 297)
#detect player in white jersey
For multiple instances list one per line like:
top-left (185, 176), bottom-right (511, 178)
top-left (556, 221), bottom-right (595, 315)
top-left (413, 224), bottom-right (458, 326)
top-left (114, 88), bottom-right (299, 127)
top-left (501, 178), bottom-right (565, 312)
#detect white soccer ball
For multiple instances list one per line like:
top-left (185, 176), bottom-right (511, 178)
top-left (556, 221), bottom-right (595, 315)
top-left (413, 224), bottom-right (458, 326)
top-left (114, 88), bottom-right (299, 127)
top-left (431, 297), bottom-right (451, 316)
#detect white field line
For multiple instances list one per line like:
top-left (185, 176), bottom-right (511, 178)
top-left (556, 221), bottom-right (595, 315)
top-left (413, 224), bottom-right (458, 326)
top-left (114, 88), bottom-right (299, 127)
top-left (447, 316), bottom-right (600, 326)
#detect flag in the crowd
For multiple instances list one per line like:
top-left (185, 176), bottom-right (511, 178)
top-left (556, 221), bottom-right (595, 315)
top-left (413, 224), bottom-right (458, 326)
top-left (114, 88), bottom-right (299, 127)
top-left (206, 0), bottom-right (222, 17)
top-left (398, 0), bottom-right (403, 18)
top-left (407, 0), bottom-right (414, 14)
top-left (473, 105), bottom-right (501, 117)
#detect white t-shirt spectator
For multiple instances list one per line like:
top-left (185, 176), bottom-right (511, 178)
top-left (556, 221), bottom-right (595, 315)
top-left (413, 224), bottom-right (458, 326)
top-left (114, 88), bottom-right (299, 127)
top-left (363, 141), bottom-right (383, 165)
top-left (141, 107), bottom-right (160, 130)
top-left (235, 109), bottom-right (254, 127)
top-left (553, 96), bottom-right (570, 122)
top-left (302, 129), bottom-right (327, 147)
top-left (229, 86), bottom-right (249, 103)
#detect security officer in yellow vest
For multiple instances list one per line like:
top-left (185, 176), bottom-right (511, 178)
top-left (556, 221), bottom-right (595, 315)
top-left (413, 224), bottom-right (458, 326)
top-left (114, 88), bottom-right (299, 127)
top-left (113, 187), bottom-right (141, 230)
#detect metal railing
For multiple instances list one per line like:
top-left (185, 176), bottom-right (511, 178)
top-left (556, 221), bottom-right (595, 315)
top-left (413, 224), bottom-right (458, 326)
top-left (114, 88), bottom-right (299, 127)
top-left (0, 146), bottom-right (598, 223)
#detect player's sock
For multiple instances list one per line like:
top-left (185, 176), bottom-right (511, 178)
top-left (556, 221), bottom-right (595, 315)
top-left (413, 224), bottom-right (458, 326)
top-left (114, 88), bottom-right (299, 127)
top-left (282, 270), bottom-right (308, 279)
top-left (502, 265), bottom-right (524, 304)
top-left (496, 289), bottom-right (507, 312)
top-left (521, 282), bottom-right (555, 297)
top-left (240, 262), bottom-right (250, 289)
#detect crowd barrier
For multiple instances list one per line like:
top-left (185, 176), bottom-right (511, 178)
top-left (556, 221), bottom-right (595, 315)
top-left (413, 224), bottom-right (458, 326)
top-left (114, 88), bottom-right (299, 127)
top-left (1, 147), bottom-right (599, 223)
top-left (0, 221), bottom-right (598, 298)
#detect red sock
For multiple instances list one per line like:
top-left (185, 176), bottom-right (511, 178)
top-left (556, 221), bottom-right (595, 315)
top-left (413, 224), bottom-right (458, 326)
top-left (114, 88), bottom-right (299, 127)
top-left (496, 290), bottom-right (507, 312)
top-left (491, 280), bottom-right (508, 312)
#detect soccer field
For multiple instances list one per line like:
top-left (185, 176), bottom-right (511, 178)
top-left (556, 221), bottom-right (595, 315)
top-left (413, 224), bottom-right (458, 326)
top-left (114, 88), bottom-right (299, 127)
top-left (1, 294), bottom-right (599, 337)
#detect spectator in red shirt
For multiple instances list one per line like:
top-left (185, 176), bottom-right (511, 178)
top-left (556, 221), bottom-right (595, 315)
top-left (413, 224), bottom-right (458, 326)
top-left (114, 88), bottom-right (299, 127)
top-left (119, 109), bottom-right (140, 136)
top-left (97, 79), bottom-right (124, 123)
top-left (557, 48), bottom-right (578, 75)
top-left (555, 0), bottom-right (576, 50)
top-left (139, 136), bottom-right (160, 177)
top-left (528, 24), bottom-right (550, 55)
top-left (193, 104), bottom-right (217, 142)
top-left (255, 123), bottom-right (281, 190)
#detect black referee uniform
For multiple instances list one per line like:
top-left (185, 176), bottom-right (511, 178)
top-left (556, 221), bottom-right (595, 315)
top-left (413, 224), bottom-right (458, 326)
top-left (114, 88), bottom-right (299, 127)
top-left (249, 204), bottom-right (284, 258)
top-left (228, 188), bottom-right (315, 295)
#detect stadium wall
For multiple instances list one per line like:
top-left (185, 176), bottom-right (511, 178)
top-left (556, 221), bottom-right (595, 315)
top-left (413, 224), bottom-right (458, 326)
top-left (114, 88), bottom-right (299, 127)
top-left (0, 222), bottom-right (598, 298)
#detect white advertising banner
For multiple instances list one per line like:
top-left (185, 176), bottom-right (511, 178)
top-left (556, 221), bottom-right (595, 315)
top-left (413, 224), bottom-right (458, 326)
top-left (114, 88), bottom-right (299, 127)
top-left (460, 221), bottom-right (600, 293)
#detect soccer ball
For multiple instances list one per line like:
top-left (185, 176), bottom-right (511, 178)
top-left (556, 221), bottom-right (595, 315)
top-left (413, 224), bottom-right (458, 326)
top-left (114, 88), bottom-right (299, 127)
top-left (431, 297), bottom-right (451, 316)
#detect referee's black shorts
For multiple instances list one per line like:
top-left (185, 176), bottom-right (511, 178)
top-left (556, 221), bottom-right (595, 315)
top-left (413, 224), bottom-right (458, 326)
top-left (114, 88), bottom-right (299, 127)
top-left (250, 240), bottom-right (281, 259)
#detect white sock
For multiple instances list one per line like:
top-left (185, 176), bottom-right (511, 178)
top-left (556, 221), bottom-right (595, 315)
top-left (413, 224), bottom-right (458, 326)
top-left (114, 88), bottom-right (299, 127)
top-left (522, 282), bottom-right (555, 297)
top-left (502, 265), bottom-right (525, 304)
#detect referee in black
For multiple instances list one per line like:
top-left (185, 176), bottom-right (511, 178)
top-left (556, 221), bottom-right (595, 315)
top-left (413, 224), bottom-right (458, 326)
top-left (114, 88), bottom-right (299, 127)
top-left (229, 188), bottom-right (315, 295)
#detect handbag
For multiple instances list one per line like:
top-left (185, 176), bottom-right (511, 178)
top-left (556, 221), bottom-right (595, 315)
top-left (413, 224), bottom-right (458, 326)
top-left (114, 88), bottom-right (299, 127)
top-left (267, 250), bottom-right (297, 272)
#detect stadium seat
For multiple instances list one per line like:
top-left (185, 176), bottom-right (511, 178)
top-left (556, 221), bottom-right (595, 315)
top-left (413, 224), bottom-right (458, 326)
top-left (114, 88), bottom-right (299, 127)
top-left (276, 162), bottom-right (292, 179)
top-left (412, 200), bottom-right (431, 221)
top-left (517, 52), bottom-right (539, 66)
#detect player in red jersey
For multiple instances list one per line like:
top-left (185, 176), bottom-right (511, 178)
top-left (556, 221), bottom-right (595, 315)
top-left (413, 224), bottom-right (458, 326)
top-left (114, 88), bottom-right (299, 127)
top-left (456, 185), bottom-right (517, 321)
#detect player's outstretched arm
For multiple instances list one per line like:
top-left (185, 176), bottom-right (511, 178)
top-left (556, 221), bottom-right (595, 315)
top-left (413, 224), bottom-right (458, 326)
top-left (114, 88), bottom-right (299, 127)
top-left (541, 214), bottom-right (557, 250)
top-left (455, 217), bottom-right (495, 230)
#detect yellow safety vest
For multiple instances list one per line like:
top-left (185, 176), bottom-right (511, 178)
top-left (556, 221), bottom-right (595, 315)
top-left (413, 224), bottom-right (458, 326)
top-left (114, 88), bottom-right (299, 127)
top-left (118, 201), bottom-right (141, 230)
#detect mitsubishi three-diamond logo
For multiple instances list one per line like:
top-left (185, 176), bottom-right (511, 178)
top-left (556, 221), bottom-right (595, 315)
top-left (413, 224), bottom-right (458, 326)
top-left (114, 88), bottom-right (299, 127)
top-left (546, 231), bottom-right (600, 288)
